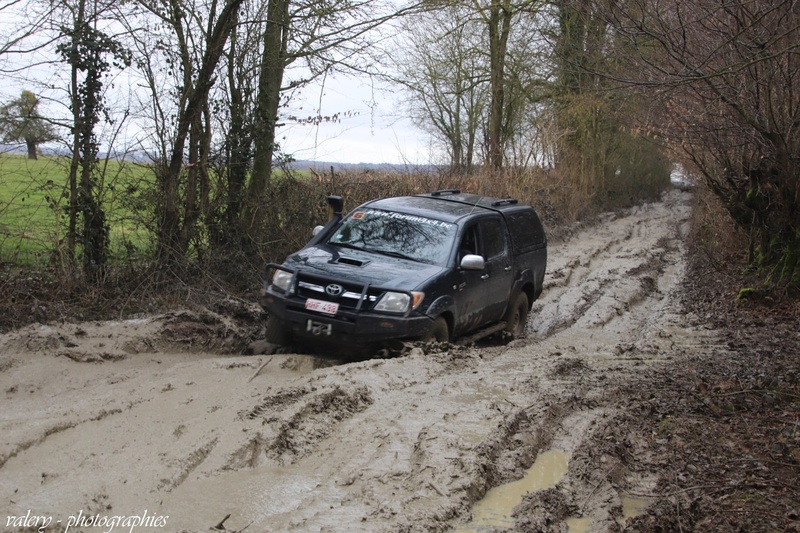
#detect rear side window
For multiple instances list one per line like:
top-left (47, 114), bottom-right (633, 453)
top-left (481, 218), bottom-right (506, 259)
top-left (505, 209), bottom-right (546, 253)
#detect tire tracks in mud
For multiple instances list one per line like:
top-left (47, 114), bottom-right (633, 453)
top-left (0, 190), bottom-right (704, 533)
top-left (530, 199), bottom-right (686, 340)
top-left (318, 191), bottom-right (696, 532)
top-left (459, 191), bottom-right (694, 532)
top-left (204, 188), bottom-right (694, 532)
top-left (0, 408), bottom-right (126, 470)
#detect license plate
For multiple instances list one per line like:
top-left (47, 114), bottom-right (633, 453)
top-left (305, 298), bottom-right (339, 315)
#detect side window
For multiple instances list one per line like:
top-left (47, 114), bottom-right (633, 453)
top-left (506, 210), bottom-right (545, 253)
top-left (481, 218), bottom-right (506, 260)
top-left (458, 224), bottom-right (479, 261)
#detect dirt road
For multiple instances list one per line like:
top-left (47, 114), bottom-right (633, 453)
top-left (1, 190), bottom-right (703, 532)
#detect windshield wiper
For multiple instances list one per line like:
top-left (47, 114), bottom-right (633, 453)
top-left (332, 242), bottom-right (366, 252)
top-left (373, 249), bottom-right (418, 261)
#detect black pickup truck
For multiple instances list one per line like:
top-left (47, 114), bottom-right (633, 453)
top-left (259, 189), bottom-right (547, 350)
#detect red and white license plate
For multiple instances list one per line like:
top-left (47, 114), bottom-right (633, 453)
top-left (305, 298), bottom-right (339, 315)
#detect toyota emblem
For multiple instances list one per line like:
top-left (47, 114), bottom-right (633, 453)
top-left (325, 284), bottom-right (344, 296)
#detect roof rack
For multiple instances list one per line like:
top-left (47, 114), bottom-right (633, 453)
top-left (491, 198), bottom-right (518, 207)
top-left (429, 189), bottom-right (461, 196)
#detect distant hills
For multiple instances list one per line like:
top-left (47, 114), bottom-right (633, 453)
top-left (290, 160), bottom-right (434, 173)
top-left (1, 144), bottom-right (432, 173)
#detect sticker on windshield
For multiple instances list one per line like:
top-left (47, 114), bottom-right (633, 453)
top-left (361, 209), bottom-right (449, 228)
top-left (351, 211), bottom-right (366, 220)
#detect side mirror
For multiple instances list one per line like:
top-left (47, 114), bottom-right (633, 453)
top-left (312, 225), bottom-right (325, 236)
top-left (460, 254), bottom-right (485, 270)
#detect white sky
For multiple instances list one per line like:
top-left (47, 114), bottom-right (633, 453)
top-left (0, 4), bottom-right (437, 166)
top-left (277, 75), bottom-right (437, 166)
top-left (2, 68), bottom-right (436, 166)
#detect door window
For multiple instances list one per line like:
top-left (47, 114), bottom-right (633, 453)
top-left (481, 218), bottom-right (506, 260)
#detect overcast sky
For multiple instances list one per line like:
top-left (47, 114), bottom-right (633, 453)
top-left (2, 70), bottom-right (435, 166)
top-left (277, 75), bottom-right (438, 166)
top-left (1, 6), bottom-right (436, 166)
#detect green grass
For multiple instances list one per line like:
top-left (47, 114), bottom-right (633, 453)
top-left (0, 154), bottom-right (153, 267)
top-left (0, 153), bottom-right (316, 269)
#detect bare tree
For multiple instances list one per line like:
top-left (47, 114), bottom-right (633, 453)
top-left (52, 0), bottom-right (132, 277)
top-left (244, 0), bottom-right (426, 230)
top-left (392, 5), bottom-right (488, 173)
top-left (471, 0), bottom-right (543, 170)
top-left (124, 0), bottom-right (423, 267)
top-left (0, 0), bottom-right (61, 74)
top-left (215, 0), bottom-right (259, 239)
top-left (129, 0), bottom-right (246, 268)
top-left (391, 0), bottom-right (549, 172)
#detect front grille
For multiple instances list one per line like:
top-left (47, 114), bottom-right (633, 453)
top-left (295, 275), bottom-right (383, 311)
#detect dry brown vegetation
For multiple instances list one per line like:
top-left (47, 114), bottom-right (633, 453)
top-left (1, 166), bottom-right (663, 332)
top-left (622, 190), bottom-right (800, 532)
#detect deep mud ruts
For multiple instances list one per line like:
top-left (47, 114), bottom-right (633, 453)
top-left (6, 190), bottom-right (790, 532)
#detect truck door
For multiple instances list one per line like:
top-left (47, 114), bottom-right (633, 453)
top-left (453, 216), bottom-right (513, 333)
top-left (478, 216), bottom-right (513, 322)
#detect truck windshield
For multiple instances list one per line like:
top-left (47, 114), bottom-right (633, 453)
top-left (329, 209), bottom-right (456, 266)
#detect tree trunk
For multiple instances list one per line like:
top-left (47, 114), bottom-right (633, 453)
top-left (79, 56), bottom-right (108, 278)
top-left (245, 0), bottom-right (289, 231)
top-left (224, 11), bottom-right (250, 238)
top-left (486, 0), bottom-right (512, 171)
top-left (25, 140), bottom-right (37, 160)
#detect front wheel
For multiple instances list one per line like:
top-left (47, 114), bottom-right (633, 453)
top-left (265, 314), bottom-right (290, 346)
top-left (504, 292), bottom-right (529, 337)
top-left (422, 316), bottom-right (450, 343)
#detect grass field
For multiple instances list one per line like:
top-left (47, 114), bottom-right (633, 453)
top-left (0, 154), bottom-right (153, 267)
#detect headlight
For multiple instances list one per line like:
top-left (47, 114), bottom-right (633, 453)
top-left (271, 270), bottom-right (293, 293)
top-left (374, 291), bottom-right (424, 313)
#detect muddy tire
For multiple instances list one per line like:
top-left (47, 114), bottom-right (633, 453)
top-left (423, 317), bottom-right (450, 343)
top-left (265, 314), bottom-right (290, 345)
top-left (504, 292), bottom-right (529, 337)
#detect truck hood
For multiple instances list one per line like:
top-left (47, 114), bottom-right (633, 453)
top-left (284, 244), bottom-right (444, 289)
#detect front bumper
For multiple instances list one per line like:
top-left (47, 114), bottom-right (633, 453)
top-left (260, 289), bottom-right (434, 345)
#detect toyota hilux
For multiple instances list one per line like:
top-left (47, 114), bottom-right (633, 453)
top-left (259, 189), bottom-right (547, 350)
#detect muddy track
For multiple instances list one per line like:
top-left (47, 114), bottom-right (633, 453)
top-left (0, 190), bottom-right (709, 532)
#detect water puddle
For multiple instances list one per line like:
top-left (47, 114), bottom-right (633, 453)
top-left (455, 449), bottom-right (571, 532)
top-left (565, 517), bottom-right (591, 533)
top-left (617, 495), bottom-right (653, 526)
top-left (565, 494), bottom-right (652, 531)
